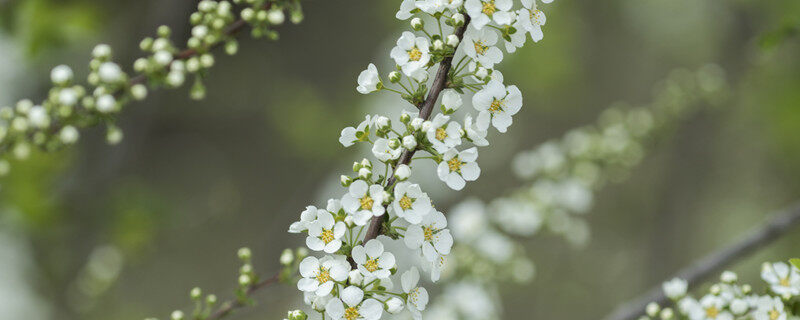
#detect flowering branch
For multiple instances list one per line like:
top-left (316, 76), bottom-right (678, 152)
top-left (602, 202), bottom-right (800, 320)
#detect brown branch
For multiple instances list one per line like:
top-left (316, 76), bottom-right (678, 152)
top-left (602, 201), bottom-right (800, 320)
top-left (205, 271), bottom-right (281, 320)
top-left (362, 16), bottom-right (472, 243)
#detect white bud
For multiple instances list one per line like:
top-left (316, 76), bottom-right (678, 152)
top-left (50, 65), bottom-right (73, 84)
top-left (729, 299), bottom-right (747, 315)
top-left (238, 274), bottom-right (252, 286)
top-left (98, 62), bottom-right (123, 83)
top-left (267, 9), bottom-right (285, 25)
top-left (475, 67), bottom-right (489, 80)
top-left (410, 17), bottom-right (423, 30)
top-left (280, 248), bottom-right (294, 265)
top-left (238, 247), bottom-right (252, 260)
top-left (152, 38), bottom-right (170, 51)
top-left (106, 126), bottom-right (123, 145)
top-left (358, 167), bottom-right (372, 179)
top-left (446, 34), bottom-right (460, 47)
top-left (348, 269), bottom-right (364, 286)
top-left (410, 117), bottom-right (424, 130)
top-left (421, 120), bottom-right (432, 132)
top-left (340, 175), bottom-right (353, 186)
top-left (395, 164), bottom-right (411, 181)
top-left (646, 303), bottom-right (660, 317)
top-left (131, 84), bottom-right (148, 101)
top-left (709, 284), bottom-right (720, 295)
top-left (170, 310), bottom-right (184, 320)
top-left (190, 287), bottom-right (202, 300)
top-left (374, 116), bottom-right (390, 129)
top-left (166, 71), bottom-right (185, 87)
top-left (16, 99), bottom-right (33, 114)
top-left (27, 106), bottom-right (50, 128)
top-left (200, 54), bottom-right (215, 68)
top-left (153, 50), bottom-right (173, 66)
top-left (388, 138), bottom-right (400, 149)
top-left (360, 158), bottom-right (372, 169)
top-left (92, 44), bottom-right (112, 59)
top-left (386, 297), bottom-right (404, 314)
top-left (96, 94), bottom-right (117, 113)
top-left (58, 88), bottom-right (78, 106)
top-left (659, 308), bottom-right (674, 319)
top-left (192, 25), bottom-right (209, 39)
top-left (60, 126), bottom-right (79, 144)
top-left (11, 117), bottom-right (29, 132)
top-left (389, 71), bottom-right (401, 83)
top-left (433, 39), bottom-right (444, 50)
top-left (720, 271), bottom-right (737, 283)
top-left (452, 13), bottom-right (465, 26)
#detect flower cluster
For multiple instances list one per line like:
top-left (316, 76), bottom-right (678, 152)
top-left (289, 1), bottom-right (558, 319)
top-left (418, 66), bottom-right (729, 320)
top-left (640, 260), bottom-right (800, 320)
top-left (0, 0), bottom-right (303, 177)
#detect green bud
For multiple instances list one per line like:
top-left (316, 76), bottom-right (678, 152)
top-left (140, 37), bottom-right (154, 51)
top-left (190, 287), bottom-right (202, 300)
top-left (237, 247), bottom-right (252, 261)
top-left (157, 25), bottom-right (171, 38)
top-left (340, 175), bottom-right (353, 187)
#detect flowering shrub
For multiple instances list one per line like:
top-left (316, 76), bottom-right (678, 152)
top-left (286, 0), bottom-right (559, 319)
top-left (642, 260), bottom-right (800, 320)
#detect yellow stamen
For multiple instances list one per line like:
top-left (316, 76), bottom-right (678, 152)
top-left (365, 258), bottom-right (380, 272)
top-left (447, 157), bottom-right (463, 173)
top-left (489, 99), bottom-right (504, 113)
top-left (705, 307), bottom-right (719, 318)
top-left (399, 196), bottom-right (413, 210)
top-left (481, 1), bottom-right (496, 15)
top-left (473, 41), bottom-right (488, 55)
top-left (408, 47), bottom-right (422, 61)
top-left (770, 310), bottom-right (781, 320)
top-left (344, 306), bottom-right (360, 320)
top-left (320, 229), bottom-right (335, 244)
top-left (315, 267), bottom-right (331, 284)
top-left (435, 127), bottom-right (448, 141)
top-left (423, 226), bottom-right (435, 241)
top-left (360, 196), bottom-right (374, 210)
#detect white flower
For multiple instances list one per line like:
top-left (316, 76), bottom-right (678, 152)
top-left (417, 0), bottom-right (463, 14)
top-left (428, 254), bottom-right (446, 282)
top-left (96, 94), bottom-right (117, 113)
top-left (463, 26), bottom-right (503, 69)
top-left (441, 89), bottom-right (462, 113)
top-left (663, 278), bottom-right (688, 300)
top-left (395, 164), bottom-right (411, 181)
top-left (58, 88), bottom-right (78, 106)
top-left (297, 256), bottom-right (349, 297)
top-left (392, 182), bottom-right (432, 224)
top-left (386, 297), bottom-right (404, 314)
top-left (518, 0), bottom-right (547, 42)
top-left (340, 115), bottom-right (372, 147)
top-left (396, 0), bottom-right (417, 20)
top-left (401, 267), bottom-right (429, 320)
top-left (352, 239), bottom-right (395, 279)
top-left (688, 295), bottom-right (733, 320)
top-left (289, 205), bottom-right (323, 233)
top-left (472, 79), bottom-right (522, 133)
top-left (306, 210), bottom-right (347, 253)
top-left (761, 262), bottom-right (800, 297)
top-left (504, 20), bottom-right (528, 53)
top-left (464, 114), bottom-right (489, 146)
top-left (98, 62), bottom-right (123, 83)
top-left (325, 286), bottom-right (383, 320)
top-left (372, 138), bottom-right (402, 162)
top-left (27, 106), bottom-right (50, 128)
top-left (426, 114), bottom-right (462, 153)
top-left (357, 63), bottom-right (381, 94)
top-left (390, 31), bottom-right (431, 76)
top-left (402, 135), bottom-right (417, 150)
top-left (464, 0), bottom-right (513, 29)
top-left (59, 126), bottom-right (79, 144)
top-left (405, 210), bottom-right (452, 261)
top-left (437, 147), bottom-right (480, 190)
top-left (50, 65), bottom-right (73, 84)
top-left (342, 180), bottom-right (387, 225)
top-left (753, 296), bottom-right (786, 320)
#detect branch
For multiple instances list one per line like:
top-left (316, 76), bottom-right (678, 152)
top-left (602, 201), bottom-right (800, 320)
top-left (205, 271), bottom-right (281, 320)
top-left (362, 15), bottom-right (472, 243)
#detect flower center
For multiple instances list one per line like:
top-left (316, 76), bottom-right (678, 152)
top-left (530, 9), bottom-right (545, 25)
top-left (481, 1), bottom-right (496, 15)
top-left (447, 157), bottom-right (463, 173)
top-left (435, 127), bottom-right (448, 141)
top-left (344, 306), bottom-right (360, 320)
top-left (489, 99), bottom-right (504, 113)
top-left (408, 287), bottom-right (421, 304)
top-left (473, 40), bottom-right (488, 55)
top-left (360, 196), bottom-right (374, 211)
top-left (365, 258), bottom-right (380, 272)
top-left (315, 267), bottom-right (331, 284)
top-left (705, 307), bottom-right (719, 318)
top-left (408, 47), bottom-right (422, 61)
top-left (399, 195), bottom-right (414, 210)
top-left (770, 310), bottom-right (781, 320)
top-left (780, 277), bottom-right (791, 286)
top-left (423, 226), bottom-right (436, 241)
top-left (320, 228), bottom-right (335, 244)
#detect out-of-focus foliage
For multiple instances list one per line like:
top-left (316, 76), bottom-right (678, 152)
top-left (0, 0), bottom-right (100, 57)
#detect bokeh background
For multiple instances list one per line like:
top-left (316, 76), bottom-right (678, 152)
top-left (1, 0), bottom-right (799, 319)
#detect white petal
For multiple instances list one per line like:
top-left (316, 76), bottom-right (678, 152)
top-left (341, 286), bottom-right (364, 307)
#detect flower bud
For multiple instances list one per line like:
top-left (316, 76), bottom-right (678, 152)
top-left (410, 117), bottom-right (424, 130)
top-left (475, 67), bottom-right (489, 80)
top-left (96, 94), bottom-right (117, 114)
top-left (170, 310), bottom-right (184, 320)
top-left (374, 116), bottom-right (390, 130)
top-left (190, 287), bottom-right (202, 300)
top-left (206, 294), bottom-right (217, 305)
top-left (348, 269), bottom-right (364, 286)
top-left (296, 247), bottom-right (308, 259)
top-left (92, 44), bottom-right (112, 59)
top-left (395, 164), bottom-right (411, 181)
top-left (131, 84), bottom-right (148, 101)
top-left (352, 161), bottom-right (362, 172)
top-left (729, 299), bottom-right (747, 315)
top-left (360, 158), bottom-right (373, 169)
top-left (358, 167), bottom-right (372, 179)
top-left (280, 248), bottom-right (294, 265)
top-left (646, 303), bottom-right (660, 317)
top-left (237, 247), bottom-right (252, 261)
top-left (267, 9), bottom-right (285, 25)
top-left (51, 65), bottom-right (73, 85)
top-left (98, 62), bottom-right (123, 83)
top-left (451, 13), bottom-right (465, 26)
top-left (106, 126), bottom-right (123, 145)
top-left (340, 175), bottom-right (353, 187)
top-left (447, 34), bottom-right (460, 47)
top-left (410, 17), bottom-right (423, 30)
top-left (402, 135), bottom-right (417, 150)
top-left (386, 297), bottom-right (404, 314)
top-left (388, 138), bottom-right (400, 149)
top-left (660, 308), bottom-right (674, 320)
top-left (432, 39), bottom-right (444, 50)
top-left (421, 120), bottom-right (432, 132)
top-left (389, 71), bottom-right (401, 83)
top-left (238, 274), bottom-right (252, 286)
top-left (287, 310), bottom-right (308, 320)
top-left (720, 271), bottom-right (737, 283)
top-left (153, 50), bottom-right (173, 66)
top-left (60, 126), bottom-right (79, 144)
top-left (399, 112), bottom-right (411, 123)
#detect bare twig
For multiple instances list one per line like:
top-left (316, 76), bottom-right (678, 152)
top-left (205, 271), bottom-right (281, 320)
top-left (362, 16), bottom-right (472, 243)
top-left (602, 201), bottom-right (800, 320)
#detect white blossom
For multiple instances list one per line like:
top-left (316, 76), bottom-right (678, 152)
top-left (357, 63), bottom-right (381, 94)
top-left (340, 115), bottom-right (372, 147)
top-left (50, 65), bottom-right (73, 84)
top-left (297, 256), bottom-right (350, 297)
top-left (463, 26), bottom-right (503, 69)
top-left (401, 267), bottom-right (430, 320)
top-left (325, 286), bottom-right (383, 320)
top-left (289, 205), bottom-right (320, 233)
top-left (405, 210), bottom-right (453, 262)
top-left (426, 114), bottom-right (462, 153)
top-left (390, 32), bottom-right (431, 77)
top-left (464, 0), bottom-right (513, 29)
top-left (761, 262), bottom-right (800, 297)
top-left (342, 180), bottom-right (387, 225)
top-left (753, 296), bottom-right (786, 320)
top-left (663, 278), bottom-right (688, 300)
top-left (392, 182), bottom-right (433, 224)
top-left (372, 138), bottom-right (402, 162)
top-left (473, 79), bottom-right (522, 132)
top-left (306, 210), bottom-right (347, 253)
top-left (464, 114), bottom-right (489, 146)
top-left (441, 89), bottom-right (462, 113)
top-left (437, 147), bottom-right (480, 190)
top-left (352, 239), bottom-right (396, 279)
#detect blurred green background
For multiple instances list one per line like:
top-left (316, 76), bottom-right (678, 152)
top-left (0, 0), bottom-right (799, 319)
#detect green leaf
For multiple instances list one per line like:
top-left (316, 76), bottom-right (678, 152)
top-left (790, 258), bottom-right (800, 270)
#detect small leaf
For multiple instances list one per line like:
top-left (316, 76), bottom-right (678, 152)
top-left (790, 258), bottom-right (800, 270)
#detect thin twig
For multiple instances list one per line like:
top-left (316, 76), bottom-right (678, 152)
top-left (205, 272), bottom-right (281, 320)
top-left (362, 16), bottom-right (472, 243)
top-left (602, 201), bottom-right (800, 320)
